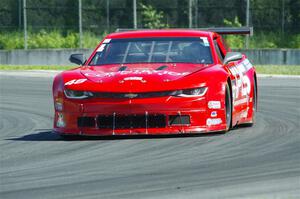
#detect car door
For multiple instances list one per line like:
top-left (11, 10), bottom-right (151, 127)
top-left (214, 36), bottom-right (251, 123)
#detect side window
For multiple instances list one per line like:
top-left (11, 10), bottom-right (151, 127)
top-left (213, 39), bottom-right (224, 62)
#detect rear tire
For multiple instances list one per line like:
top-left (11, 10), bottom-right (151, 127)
top-left (225, 83), bottom-right (232, 131)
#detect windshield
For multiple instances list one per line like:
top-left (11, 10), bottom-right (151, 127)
top-left (89, 37), bottom-right (213, 65)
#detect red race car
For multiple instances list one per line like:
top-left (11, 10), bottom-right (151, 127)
top-left (52, 27), bottom-right (257, 137)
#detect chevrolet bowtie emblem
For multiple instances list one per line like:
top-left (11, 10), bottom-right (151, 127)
top-left (124, 93), bottom-right (138, 98)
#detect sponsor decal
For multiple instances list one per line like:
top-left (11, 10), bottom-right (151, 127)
top-left (56, 113), bottom-right (65, 127)
top-left (200, 37), bottom-right (210, 46)
top-left (97, 44), bottom-right (106, 52)
top-left (208, 101), bottom-right (221, 109)
top-left (231, 79), bottom-right (238, 100)
top-left (243, 59), bottom-right (253, 71)
top-left (229, 59), bottom-right (252, 104)
top-left (206, 118), bottom-right (222, 126)
top-left (232, 76), bottom-right (250, 100)
top-left (233, 98), bottom-right (248, 106)
top-left (240, 109), bottom-right (248, 118)
top-left (84, 70), bottom-right (190, 78)
top-left (118, 76), bottom-right (147, 83)
top-left (54, 101), bottom-right (63, 111)
top-left (232, 75), bottom-right (251, 105)
top-left (102, 38), bottom-right (111, 43)
top-left (242, 75), bottom-right (251, 96)
top-left (123, 77), bottom-right (143, 81)
top-left (65, 79), bottom-right (87, 86)
top-left (229, 59), bottom-right (252, 76)
top-left (211, 111), bottom-right (217, 117)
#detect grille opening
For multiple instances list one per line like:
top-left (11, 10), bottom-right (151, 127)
top-left (169, 115), bottom-right (190, 125)
top-left (97, 114), bottom-right (166, 129)
top-left (118, 66), bottom-right (127, 71)
top-left (77, 117), bottom-right (95, 128)
top-left (97, 115), bottom-right (114, 129)
top-left (115, 115), bottom-right (147, 129)
top-left (147, 114), bottom-right (166, 128)
top-left (92, 91), bottom-right (174, 99)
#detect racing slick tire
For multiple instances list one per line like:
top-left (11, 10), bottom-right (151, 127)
top-left (225, 83), bottom-right (233, 131)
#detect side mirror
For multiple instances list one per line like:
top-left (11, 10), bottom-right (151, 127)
top-left (223, 52), bottom-right (243, 65)
top-left (69, 54), bottom-right (86, 65)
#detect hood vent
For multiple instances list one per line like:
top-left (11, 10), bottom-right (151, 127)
top-left (156, 65), bottom-right (168, 70)
top-left (118, 66), bottom-right (127, 71)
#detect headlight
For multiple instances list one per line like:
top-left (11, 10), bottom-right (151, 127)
top-left (175, 87), bottom-right (207, 97)
top-left (64, 89), bottom-right (93, 99)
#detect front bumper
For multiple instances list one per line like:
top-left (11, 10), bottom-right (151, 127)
top-left (53, 96), bottom-right (226, 136)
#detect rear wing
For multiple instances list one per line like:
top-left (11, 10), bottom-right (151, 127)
top-left (199, 27), bottom-right (253, 36)
top-left (115, 27), bottom-right (253, 36)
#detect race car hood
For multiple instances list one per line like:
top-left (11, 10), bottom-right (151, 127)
top-left (65, 63), bottom-right (213, 92)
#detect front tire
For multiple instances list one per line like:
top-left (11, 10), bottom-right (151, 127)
top-left (225, 83), bottom-right (232, 131)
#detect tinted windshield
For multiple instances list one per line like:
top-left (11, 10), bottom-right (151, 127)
top-left (89, 37), bottom-right (213, 65)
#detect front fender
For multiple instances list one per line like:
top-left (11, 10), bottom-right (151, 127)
top-left (200, 66), bottom-right (229, 129)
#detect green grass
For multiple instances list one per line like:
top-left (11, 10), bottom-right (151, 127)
top-left (0, 31), bottom-right (299, 50)
top-left (0, 30), bottom-right (105, 50)
top-left (255, 65), bottom-right (300, 75)
top-left (0, 65), bottom-right (299, 75)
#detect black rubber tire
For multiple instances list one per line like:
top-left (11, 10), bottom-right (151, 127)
top-left (225, 83), bottom-right (232, 131)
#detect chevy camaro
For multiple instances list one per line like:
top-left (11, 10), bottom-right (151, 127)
top-left (52, 28), bottom-right (257, 137)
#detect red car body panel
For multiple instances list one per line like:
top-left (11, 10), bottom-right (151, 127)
top-left (52, 29), bottom-right (257, 136)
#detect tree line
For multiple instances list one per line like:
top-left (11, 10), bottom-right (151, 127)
top-left (1, 0), bottom-right (299, 32)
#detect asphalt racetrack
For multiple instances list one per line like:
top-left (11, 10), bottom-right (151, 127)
top-left (0, 72), bottom-right (299, 199)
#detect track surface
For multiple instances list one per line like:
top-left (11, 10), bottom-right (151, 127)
top-left (0, 73), bottom-right (299, 199)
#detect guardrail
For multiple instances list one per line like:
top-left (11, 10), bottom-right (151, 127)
top-left (0, 49), bottom-right (93, 66)
top-left (0, 49), bottom-right (299, 65)
top-left (238, 49), bottom-right (300, 65)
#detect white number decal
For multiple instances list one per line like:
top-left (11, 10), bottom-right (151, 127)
top-left (230, 59), bottom-right (253, 101)
top-left (242, 76), bottom-right (251, 96)
top-left (65, 79), bottom-right (87, 86)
